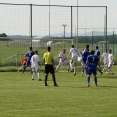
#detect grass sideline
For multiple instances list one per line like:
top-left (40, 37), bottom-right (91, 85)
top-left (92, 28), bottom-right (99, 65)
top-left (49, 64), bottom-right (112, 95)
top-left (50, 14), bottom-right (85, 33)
top-left (0, 66), bottom-right (117, 117)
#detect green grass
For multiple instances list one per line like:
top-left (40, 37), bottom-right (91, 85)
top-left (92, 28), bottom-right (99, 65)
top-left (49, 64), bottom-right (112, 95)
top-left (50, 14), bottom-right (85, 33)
top-left (0, 66), bottom-right (117, 117)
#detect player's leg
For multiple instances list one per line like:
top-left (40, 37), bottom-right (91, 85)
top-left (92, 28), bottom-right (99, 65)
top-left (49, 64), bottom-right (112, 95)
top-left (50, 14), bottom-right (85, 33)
top-left (67, 63), bottom-right (70, 73)
top-left (93, 69), bottom-right (98, 86)
top-left (55, 62), bottom-right (62, 72)
top-left (64, 60), bottom-right (70, 72)
top-left (50, 65), bottom-right (58, 86)
top-left (18, 64), bottom-right (23, 72)
top-left (22, 61), bottom-right (29, 73)
top-left (86, 69), bottom-right (91, 87)
top-left (70, 60), bottom-right (74, 71)
top-left (81, 61), bottom-right (85, 76)
top-left (108, 64), bottom-right (114, 75)
top-left (36, 65), bottom-right (41, 81)
top-left (32, 66), bottom-right (35, 80)
top-left (44, 65), bottom-right (49, 86)
top-left (97, 67), bottom-right (103, 75)
top-left (73, 61), bottom-right (76, 76)
top-left (73, 56), bottom-right (78, 76)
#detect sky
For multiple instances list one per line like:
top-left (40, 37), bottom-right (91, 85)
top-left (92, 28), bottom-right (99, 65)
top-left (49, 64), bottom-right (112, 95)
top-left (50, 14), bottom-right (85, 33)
top-left (0, 0), bottom-right (117, 28)
top-left (0, 0), bottom-right (117, 36)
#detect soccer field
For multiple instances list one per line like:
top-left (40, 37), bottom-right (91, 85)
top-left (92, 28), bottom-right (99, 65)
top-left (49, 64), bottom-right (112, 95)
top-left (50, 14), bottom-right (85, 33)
top-left (0, 66), bottom-right (117, 117)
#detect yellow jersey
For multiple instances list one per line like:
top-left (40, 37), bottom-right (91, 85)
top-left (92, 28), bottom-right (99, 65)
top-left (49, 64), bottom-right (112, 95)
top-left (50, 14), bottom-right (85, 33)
top-left (43, 52), bottom-right (54, 65)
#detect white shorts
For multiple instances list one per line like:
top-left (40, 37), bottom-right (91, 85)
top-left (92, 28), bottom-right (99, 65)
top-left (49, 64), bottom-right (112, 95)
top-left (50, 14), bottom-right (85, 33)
top-left (31, 64), bottom-right (40, 72)
top-left (71, 56), bottom-right (78, 62)
top-left (59, 60), bottom-right (69, 66)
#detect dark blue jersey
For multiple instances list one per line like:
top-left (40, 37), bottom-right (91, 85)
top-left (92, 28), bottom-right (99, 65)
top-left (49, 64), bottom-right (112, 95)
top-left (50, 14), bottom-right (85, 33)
top-left (95, 50), bottom-right (100, 57)
top-left (87, 55), bottom-right (99, 69)
top-left (25, 50), bottom-right (35, 61)
top-left (82, 49), bottom-right (91, 63)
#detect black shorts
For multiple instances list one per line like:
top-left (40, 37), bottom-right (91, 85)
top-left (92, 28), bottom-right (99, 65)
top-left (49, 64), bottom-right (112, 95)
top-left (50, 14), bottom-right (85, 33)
top-left (45, 64), bottom-right (54, 74)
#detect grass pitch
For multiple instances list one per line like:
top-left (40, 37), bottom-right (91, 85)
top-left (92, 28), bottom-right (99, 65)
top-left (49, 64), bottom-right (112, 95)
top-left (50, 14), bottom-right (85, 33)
top-left (0, 66), bottom-right (117, 117)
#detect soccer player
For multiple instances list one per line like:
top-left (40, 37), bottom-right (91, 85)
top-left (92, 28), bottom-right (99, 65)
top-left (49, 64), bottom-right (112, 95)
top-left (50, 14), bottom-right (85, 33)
top-left (18, 57), bottom-right (27, 72)
top-left (81, 45), bottom-right (90, 76)
top-left (43, 47), bottom-right (58, 86)
top-left (22, 47), bottom-right (35, 74)
top-left (94, 46), bottom-right (102, 75)
top-left (108, 49), bottom-right (114, 75)
top-left (55, 49), bottom-right (70, 72)
top-left (101, 49), bottom-right (109, 73)
top-left (31, 50), bottom-right (41, 81)
top-left (85, 50), bottom-right (101, 87)
top-left (67, 45), bottom-right (81, 76)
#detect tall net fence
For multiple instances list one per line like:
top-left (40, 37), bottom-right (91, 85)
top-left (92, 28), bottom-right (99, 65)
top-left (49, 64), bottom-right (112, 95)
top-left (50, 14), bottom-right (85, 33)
top-left (0, 3), bottom-right (108, 70)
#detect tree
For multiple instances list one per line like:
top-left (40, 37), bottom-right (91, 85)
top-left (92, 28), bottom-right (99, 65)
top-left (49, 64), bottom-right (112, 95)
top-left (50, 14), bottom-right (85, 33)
top-left (0, 33), bottom-right (7, 37)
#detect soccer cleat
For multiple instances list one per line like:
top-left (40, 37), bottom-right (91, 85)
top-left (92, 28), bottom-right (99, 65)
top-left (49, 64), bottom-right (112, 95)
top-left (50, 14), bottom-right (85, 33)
top-left (87, 84), bottom-right (90, 87)
top-left (54, 84), bottom-right (58, 87)
top-left (32, 79), bottom-right (34, 80)
top-left (38, 79), bottom-right (42, 81)
top-left (45, 84), bottom-right (49, 86)
top-left (95, 84), bottom-right (98, 86)
top-left (74, 72), bottom-right (76, 76)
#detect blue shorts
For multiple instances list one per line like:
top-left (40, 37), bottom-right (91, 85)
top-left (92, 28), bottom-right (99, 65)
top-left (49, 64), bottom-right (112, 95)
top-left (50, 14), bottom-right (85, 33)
top-left (87, 69), bottom-right (97, 75)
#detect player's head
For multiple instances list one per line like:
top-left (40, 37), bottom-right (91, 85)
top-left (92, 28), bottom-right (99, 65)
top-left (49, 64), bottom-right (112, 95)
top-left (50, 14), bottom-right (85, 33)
top-left (86, 45), bottom-right (89, 49)
top-left (91, 50), bottom-right (95, 55)
top-left (63, 49), bottom-right (66, 53)
top-left (47, 46), bottom-right (51, 52)
top-left (108, 49), bottom-right (112, 53)
top-left (95, 46), bottom-right (98, 50)
top-left (35, 50), bottom-right (38, 54)
top-left (71, 45), bottom-right (74, 48)
top-left (29, 47), bottom-right (32, 50)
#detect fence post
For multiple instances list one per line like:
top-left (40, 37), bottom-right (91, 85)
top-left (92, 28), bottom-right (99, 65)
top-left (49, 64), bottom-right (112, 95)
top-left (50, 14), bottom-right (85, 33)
top-left (16, 54), bottom-right (18, 66)
top-left (113, 31), bottom-right (114, 54)
top-left (30, 4), bottom-right (32, 47)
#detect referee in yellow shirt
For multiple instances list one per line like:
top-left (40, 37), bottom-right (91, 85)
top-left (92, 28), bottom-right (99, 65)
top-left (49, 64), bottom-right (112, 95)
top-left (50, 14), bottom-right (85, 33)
top-left (43, 46), bottom-right (58, 86)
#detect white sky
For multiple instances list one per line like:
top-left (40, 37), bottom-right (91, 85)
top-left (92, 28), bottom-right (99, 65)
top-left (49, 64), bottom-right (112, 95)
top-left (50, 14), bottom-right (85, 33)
top-left (0, 0), bottom-right (117, 28)
top-left (0, 0), bottom-right (117, 36)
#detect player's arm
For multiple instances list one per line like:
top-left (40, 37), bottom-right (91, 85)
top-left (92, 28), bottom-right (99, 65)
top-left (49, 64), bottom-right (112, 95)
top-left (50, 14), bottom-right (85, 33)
top-left (97, 61), bottom-right (101, 71)
top-left (85, 61), bottom-right (89, 69)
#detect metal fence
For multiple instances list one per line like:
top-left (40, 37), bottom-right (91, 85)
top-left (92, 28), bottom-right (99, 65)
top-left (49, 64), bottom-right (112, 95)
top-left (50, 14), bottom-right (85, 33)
top-left (0, 3), bottom-right (108, 68)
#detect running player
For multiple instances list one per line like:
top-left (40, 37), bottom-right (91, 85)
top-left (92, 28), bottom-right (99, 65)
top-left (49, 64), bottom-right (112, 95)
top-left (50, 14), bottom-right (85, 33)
top-left (81, 45), bottom-right (90, 76)
top-left (85, 50), bottom-right (101, 87)
top-left (55, 49), bottom-right (70, 72)
top-left (31, 50), bottom-right (41, 80)
top-left (94, 46), bottom-right (103, 75)
top-left (101, 49), bottom-right (109, 73)
top-left (67, 45), bottom-right (81, 76)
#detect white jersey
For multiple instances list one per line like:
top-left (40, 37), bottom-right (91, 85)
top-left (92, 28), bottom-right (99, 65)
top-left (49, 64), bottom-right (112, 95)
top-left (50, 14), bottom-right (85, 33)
top-left (101, 52), bottom-right (108, 63)
top-left (59, 52), bottom-right (67, 62)
top-left (31, 54), bottom-right (40, 65)
top-left (108, 53), bottom-right (114, 65)
top-left (70, 48), bottom-right (80, 58)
